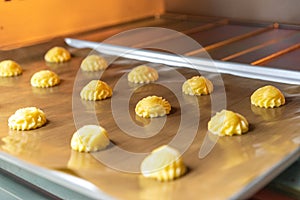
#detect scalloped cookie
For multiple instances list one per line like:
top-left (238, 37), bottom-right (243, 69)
top-left (81, 55), bottom-right (108, 71)
top-left (8, 107), bottom-right (47, 130)
top-left (30, 70), bottom-right (60, 88)
top-left (251, 85), bottom-right (285, 108)
top-left (141, 145), bottom-right (186, 181)
top-left (208, 110), bottom-right (249, 136)
top-left (80, 80), bottom-right (112, 101)
top-left (71, 125), bottom-right (110, 152)
top-left (44, 46), bottom-right (71, 63)
top-left (182, 76), bottom-right (213, 96)
top-left (135, 96), bottom-right (171, 118)
top-left (0, 60), bottom-right (22, 77)
top-left (128, 65), bottom-right (158, 84)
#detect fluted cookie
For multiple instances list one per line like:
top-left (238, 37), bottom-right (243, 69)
top-left (44, 46), bottom-right (71, 63)
top-left (0, 60), bottom-right (22, 77)
top-left (208, 110), bottom-right (249, 136)
top-left (135, 96), bottom-right (171, 118)
top-left (80, 80), bottom-right (112, 101)
top-left (182, 76), bottom-right (213, 96)
top-left (141, 145), bottom-right (186, 181)
top-left (81, 55), bottom-right (108, 71)
top-left (128, 65), bottom-right (158, 84)
top-left (251, 85), bottom-right (285, 108)
top-left (30, 70), bottom-right (60, 88)
top-left (71, 125), bottom-right (110, 152)
top-left (8, 107), bottom-right (47, 130)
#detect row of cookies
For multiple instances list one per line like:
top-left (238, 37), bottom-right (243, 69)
top-left (1, 46), bottom-right (286, 183)
top-left (70, 53), bottom-right (286, 182)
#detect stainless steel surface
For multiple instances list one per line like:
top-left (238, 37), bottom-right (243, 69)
top-left (65, 38), bottom-right (300, 84)
top-left (165, 0), bottom-right (300, 24)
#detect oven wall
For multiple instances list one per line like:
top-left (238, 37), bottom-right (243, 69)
top-left (0, 0), bottom-right (164, 49)
top-left (165, 0), bottom-right (300, 24)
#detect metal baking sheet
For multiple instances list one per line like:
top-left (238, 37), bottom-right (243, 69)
top-left (0, 39), bottom-right (299, 200)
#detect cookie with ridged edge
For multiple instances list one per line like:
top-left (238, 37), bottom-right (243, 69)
top-left (135, 96), bottom-right (171, 118)
top-left (8, 107), bottom-right (47, 130)
top-left (44, 46), bottom-right (71, 63)
top-left (80, 55), bottom-right (108, 71)
top-left (30, 70), bottom-right (60, 88)
top-left (208, 109), bottom-right (249, 136)
top-left (251, 85), bottom-right (285, 108)
top-left (70, 125), bottom-right (110, 152)
top-left (141, 145), bottom-right (186, 181)
top-left (80, 80), bottom-right (112, 101)
top-left (128, 65), bottom-right (158, 84)
top-left (0, 60), bottom-right (22, 77)
top-left (182, 76), bottom-right (213, 96)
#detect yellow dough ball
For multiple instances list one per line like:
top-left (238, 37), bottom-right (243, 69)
top-left (128, 65), bottom-right (158, 84)
top-left (30, 70), bottom-right (60, 88)
top-left (182, 76), bottom-right (213, 96)
top-left (251, 85), bottom-right (285, 108)
top-left (0, 60), bottom-right (22, 77)
top-left (8, 107), bottom-right (47, 130)
top-left (141, 145), bottom-right (186, 181)
top-left (208, 110), bottom-right (249, 136)
top-left (44, 46), bottom-right (71, 63)
top-left (71, 125), bottom-right (110, 152)
top-left (80, 55), bottom-right (108, 71)
top-left (80, 80), bottom-right (113, 101)
top-left (135, 96), bottom-right (171, 118)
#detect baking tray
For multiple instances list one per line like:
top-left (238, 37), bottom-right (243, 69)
top-left (0, 37), bottom-right (299, 200)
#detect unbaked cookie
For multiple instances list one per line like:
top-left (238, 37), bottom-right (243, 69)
top-left (208, 110), bottom-right (249, 136)
top-left (135, 96), bottom-right (171, 118)
top-left (0, 60), bottom-right (22, 77)
top-left (251, 85), bottom-right (285, 108)
top-left (80, 80), bottom-right (112, 101)
top-left (182, 76), bottom-right (213, 96)
top-left (44, 46), bottom-right (71, 63)
top-left (81, 55), bottom-right (108, 71)
top-left (8, 107), bottom-right (47, 130)
top-left (70, 125), bottom-right (110, 152)
top-left (30, 70), bottom-right (60, 88)
top-left (140, 145), bottom-right (186, 181)
top-left (128, 65), bottom-right (158, 83)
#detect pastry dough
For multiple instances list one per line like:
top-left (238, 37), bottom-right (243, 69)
top-left (8, 107), bottom-right (47, 130)
top-left (44, 46), bottom-right (71, 63)
top-left (251, 85), bottom-right (285, 108)
top-left (140, 145), bottom-right (186, 181)
top-left (182, 76), bottom-right (213, 95)
top-left (80, 55), bottom-right (108, 71)
top-left (208, 110), bottom-right (249, 136)
top-left (71, 125), bottom-right (110, 152)
top-left (30, 70), bottom-right (60, 88)
top-left (0, 60), bottom-right (22, 77)
top-left (135, 96), bottom-right (171, 118)
top-left (128, 65), bottom-right (158, 83)
top-left (80, 80), bottom-right (112, 101)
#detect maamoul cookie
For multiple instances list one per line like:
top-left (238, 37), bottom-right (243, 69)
top-left (70, 125), bottom-right (110, 152)
top-left (140, 145), bottom-right (186, 181)
top-left (0, 60), bottom-right (22, 77)
top-left (208, 110), bottom-right (249, 136)
top-left (135, 96), bottom-right (171, 118)
top-left (182, 76), bottom-right (213, 96)
top-left (251, 85), bottom-right (285, 108)
top-left (8, 107), bottom-right (47, 130)
top-left (44, 46), bottom-right (71, 63)
top-left (81, 55), bottom-right (108, 71)
top-left (30, 70), bottom-right (60, 88)
top-left (80, 80), bottom-right (112, 101)
top-left (128, 65), bottom-right (158, 83)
